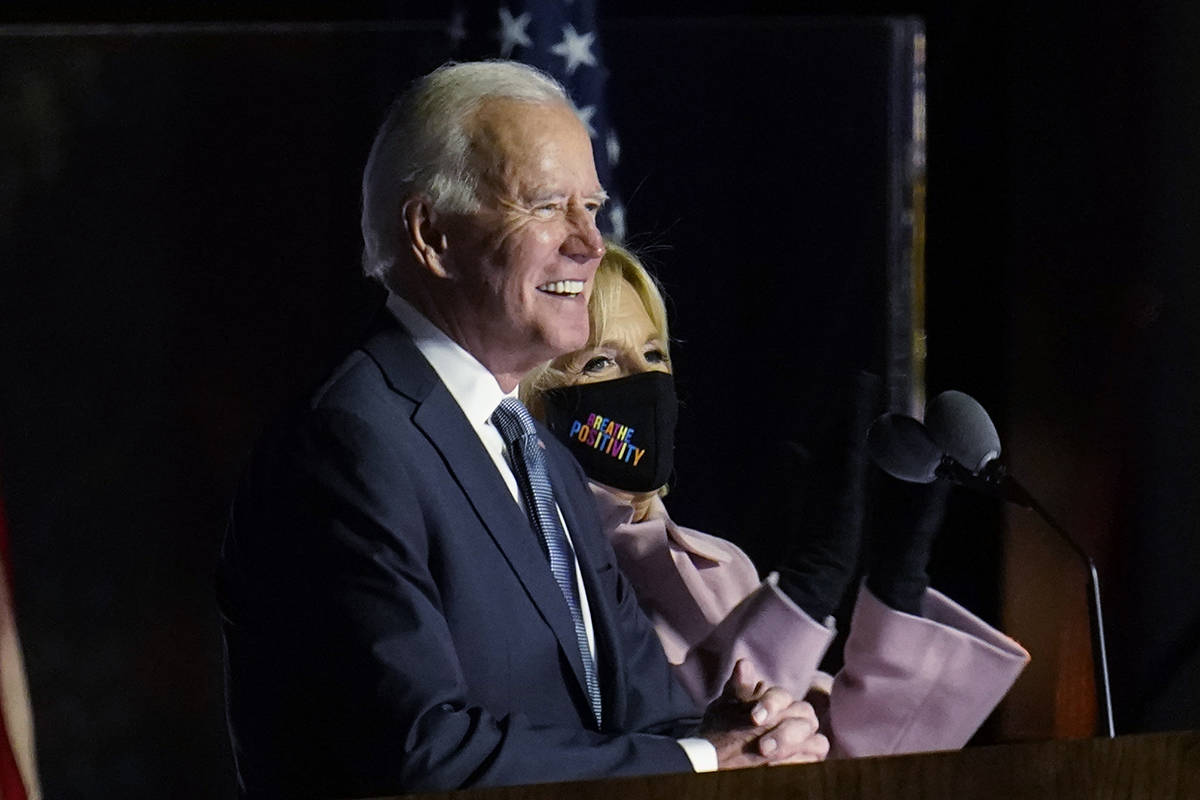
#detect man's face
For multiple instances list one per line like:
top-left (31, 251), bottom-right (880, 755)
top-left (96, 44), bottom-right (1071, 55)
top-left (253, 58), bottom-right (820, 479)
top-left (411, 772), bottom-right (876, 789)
top-left (438, 99), bottom-right (606, 385)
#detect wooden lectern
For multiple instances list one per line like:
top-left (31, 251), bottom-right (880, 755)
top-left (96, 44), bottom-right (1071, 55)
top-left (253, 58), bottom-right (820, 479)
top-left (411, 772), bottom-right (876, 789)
top-left (392, 731), bottom-right (1199, 800)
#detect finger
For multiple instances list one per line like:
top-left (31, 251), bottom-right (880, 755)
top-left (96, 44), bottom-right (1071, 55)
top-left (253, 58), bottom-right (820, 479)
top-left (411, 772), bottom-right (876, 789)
top-left (767, 732), bottom-right (830, 765)
top-left (725, 658), bottom-right (762, 703)
top-left (750, 686), bottom-right (800, 727)
top-left (776, 699), bottom-right (818, 727)
top-left (756, 712), bottom-right (819, 760)
top-left (804, 732), bottom-right (831, 761)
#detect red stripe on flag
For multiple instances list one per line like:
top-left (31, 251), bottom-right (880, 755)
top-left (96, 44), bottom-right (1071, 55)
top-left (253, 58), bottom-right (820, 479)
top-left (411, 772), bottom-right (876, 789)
top-left (0, 717), bottom-right (26, 800)
top-left (0, 485), bottom-right (29, 800)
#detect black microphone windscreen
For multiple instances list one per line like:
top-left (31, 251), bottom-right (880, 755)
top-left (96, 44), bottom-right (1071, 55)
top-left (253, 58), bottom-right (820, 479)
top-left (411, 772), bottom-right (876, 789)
top-left (866, 413), bottom-right (942, 483)
top-left (925, 390), bottom-right (1001, 473)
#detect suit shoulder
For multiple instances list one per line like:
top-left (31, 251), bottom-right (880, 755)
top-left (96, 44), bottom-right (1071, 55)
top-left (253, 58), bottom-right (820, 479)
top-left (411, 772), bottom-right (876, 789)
top-left (306, 349), bottom-right (413, 421)
top-left (237, 350), bottom-right (414, 478)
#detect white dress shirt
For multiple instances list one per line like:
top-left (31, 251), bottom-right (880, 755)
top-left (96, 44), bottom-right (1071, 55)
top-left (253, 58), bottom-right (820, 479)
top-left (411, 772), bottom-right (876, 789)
top-left (385, 293), bottom-right (716, 773)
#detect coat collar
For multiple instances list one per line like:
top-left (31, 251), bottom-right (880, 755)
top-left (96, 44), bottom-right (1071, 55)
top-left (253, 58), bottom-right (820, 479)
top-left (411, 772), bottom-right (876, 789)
top-left (587, 483), bottom-right (732, 565)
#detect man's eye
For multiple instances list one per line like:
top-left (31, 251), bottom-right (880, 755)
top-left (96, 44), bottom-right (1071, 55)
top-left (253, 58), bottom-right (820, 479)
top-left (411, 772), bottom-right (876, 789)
top-left (581, 356), bottom-right (612, 374)
top-left (533, 203), bottom-right (561, 218)
top-left (584, 201), bottom-right (603, 217)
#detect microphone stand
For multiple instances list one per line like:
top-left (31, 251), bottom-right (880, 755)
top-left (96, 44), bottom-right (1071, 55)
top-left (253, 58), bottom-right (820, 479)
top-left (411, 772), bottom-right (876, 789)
top-left (936, 457), bottom-right (1116, 738)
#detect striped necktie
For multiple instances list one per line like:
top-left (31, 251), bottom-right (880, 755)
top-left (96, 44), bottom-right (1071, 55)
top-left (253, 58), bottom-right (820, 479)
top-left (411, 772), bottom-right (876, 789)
top-left (491, 397), bottom-right (602, 727)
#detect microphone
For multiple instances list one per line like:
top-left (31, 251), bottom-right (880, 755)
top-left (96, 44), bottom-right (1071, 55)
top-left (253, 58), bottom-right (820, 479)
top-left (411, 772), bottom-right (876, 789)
top-left (866, 408), bottom-right (1020, 502)
top-left (866, 391), bottom-right (1115, 738)
top-left (865, 412), bottom-right (941, 483)
top-left (925, 390), bottom-right (1001, 472)
top-left (867, 393), bottom-right (1057, 509)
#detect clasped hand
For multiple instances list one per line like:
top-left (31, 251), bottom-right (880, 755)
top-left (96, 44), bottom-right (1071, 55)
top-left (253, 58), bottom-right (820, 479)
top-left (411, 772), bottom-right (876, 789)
top-left (700, 659), bottom-right (830, 769)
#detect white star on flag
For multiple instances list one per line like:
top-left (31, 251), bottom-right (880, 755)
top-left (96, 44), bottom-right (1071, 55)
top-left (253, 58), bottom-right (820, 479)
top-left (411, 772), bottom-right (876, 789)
top-left (550, 24), bottom-right (597, 75)
top-left (497, 7), bottom-right (533, 58)
top-left (574, 104), bottom-right (597, 137)
top-left (606, 131), bottom-right (620, 166)
top-left (479, 1), bottom-right (623, 239)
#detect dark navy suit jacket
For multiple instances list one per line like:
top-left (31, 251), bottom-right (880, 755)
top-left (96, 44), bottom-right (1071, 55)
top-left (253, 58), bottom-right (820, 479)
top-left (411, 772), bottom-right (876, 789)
top-left (218, 311), bottom-right (701, 798)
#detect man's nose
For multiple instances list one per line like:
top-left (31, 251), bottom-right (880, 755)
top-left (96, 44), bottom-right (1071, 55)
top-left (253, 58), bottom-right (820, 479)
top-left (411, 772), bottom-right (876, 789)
top-left (561, 204), bottom-right (605, 263)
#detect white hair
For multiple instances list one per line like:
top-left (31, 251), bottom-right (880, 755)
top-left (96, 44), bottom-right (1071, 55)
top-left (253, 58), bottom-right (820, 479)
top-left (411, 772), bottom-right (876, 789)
top-left (360, 60), bottom-right (570, 285)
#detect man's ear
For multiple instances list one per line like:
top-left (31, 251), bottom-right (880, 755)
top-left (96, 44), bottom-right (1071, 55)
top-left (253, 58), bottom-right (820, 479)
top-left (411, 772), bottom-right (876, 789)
top-left (402, 196), bottom-right (451, 278)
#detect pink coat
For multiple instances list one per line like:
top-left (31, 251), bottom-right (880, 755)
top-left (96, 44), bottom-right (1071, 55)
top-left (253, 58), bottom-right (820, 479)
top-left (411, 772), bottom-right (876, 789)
top-left (592, 484), bottom-right (1030, 758)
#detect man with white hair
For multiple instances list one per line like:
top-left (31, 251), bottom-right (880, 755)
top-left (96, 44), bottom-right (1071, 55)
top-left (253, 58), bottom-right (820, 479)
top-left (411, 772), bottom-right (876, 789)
top-left (218, 61), bottom-right (825, 798)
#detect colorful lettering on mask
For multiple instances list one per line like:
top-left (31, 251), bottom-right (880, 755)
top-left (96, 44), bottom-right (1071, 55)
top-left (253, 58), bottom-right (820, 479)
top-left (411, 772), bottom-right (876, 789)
top-left (566, 413), bottom-right (647, 469)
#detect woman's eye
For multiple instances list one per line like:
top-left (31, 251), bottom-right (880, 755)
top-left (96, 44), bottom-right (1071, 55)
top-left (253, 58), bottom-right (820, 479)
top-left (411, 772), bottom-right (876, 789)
top-left (581, 356), bottom-right (612, 374)
top-left (644, 349), bottom-right (668, 364)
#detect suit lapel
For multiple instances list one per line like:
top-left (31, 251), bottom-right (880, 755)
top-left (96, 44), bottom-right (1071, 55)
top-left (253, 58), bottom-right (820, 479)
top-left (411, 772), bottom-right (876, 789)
top-left (361, 316), bottom-right (592, 708)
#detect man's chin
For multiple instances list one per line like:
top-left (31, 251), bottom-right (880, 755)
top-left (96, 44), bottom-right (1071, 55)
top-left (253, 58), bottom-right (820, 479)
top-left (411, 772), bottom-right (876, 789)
top-left (548, 329), bottom-right (591, 360)
top-left (531, 313), bottom-right (589, 356)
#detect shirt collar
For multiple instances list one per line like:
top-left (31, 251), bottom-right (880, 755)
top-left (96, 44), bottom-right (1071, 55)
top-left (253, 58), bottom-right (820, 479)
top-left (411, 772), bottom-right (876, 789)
top-left (386, 293), bottom-right (515, 426)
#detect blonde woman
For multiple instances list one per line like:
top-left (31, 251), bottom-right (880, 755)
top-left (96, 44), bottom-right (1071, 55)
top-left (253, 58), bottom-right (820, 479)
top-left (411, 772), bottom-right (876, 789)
top-left (523, 242), bottom-right (1029, 758)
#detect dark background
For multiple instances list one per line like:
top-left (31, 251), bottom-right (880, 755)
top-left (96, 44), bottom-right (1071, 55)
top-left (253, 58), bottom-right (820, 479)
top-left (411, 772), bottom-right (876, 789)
top-left (1, 3), bottom-right (1198, 797)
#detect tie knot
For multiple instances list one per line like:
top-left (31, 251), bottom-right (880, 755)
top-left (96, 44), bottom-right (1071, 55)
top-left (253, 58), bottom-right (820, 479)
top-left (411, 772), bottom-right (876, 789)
top-left (491, 397), bottom-right (537, 446)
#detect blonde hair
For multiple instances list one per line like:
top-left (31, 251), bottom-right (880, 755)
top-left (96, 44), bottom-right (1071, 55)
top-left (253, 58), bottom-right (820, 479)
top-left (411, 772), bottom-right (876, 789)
top-left (521, 241), bottom-right (670, 417)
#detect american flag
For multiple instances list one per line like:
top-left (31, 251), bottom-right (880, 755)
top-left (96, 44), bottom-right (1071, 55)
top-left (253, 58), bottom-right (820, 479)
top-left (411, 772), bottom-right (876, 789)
top-left (449, 0), bottom-right (626, 242)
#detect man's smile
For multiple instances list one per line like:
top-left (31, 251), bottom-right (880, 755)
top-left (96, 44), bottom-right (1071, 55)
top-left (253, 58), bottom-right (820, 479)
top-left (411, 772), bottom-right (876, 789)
top-left (536, 279), bottom-right (586, 297)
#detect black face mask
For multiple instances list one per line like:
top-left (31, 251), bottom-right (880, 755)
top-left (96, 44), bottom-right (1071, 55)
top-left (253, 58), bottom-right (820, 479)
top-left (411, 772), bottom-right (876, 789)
top-left (541, 371), bottom-right (678, 493)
